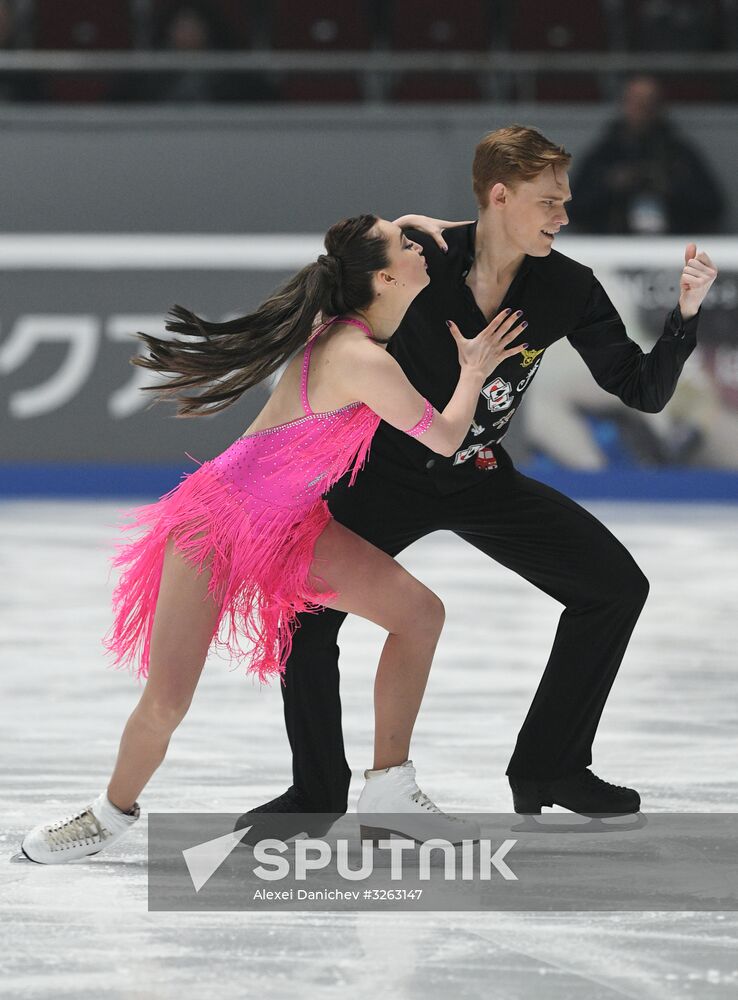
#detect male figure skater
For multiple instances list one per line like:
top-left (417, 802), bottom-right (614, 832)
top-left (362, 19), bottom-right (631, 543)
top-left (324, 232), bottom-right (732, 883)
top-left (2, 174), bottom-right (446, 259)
top-left (242, 124), bottom-right (718, 826)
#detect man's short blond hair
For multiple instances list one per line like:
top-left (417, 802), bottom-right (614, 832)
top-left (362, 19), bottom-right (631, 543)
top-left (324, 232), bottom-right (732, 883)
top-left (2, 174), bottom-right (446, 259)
top-left (472, 124), bottom-right (572, 208)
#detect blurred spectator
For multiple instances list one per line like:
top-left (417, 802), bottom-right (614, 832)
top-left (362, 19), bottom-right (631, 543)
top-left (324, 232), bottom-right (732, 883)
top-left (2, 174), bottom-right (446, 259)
top-left (114, 2), bottom-right (275, 104)
top-left (628, 0), bottom-right (721, 51)
top-left (0, 0), bottom-right (39, 101)
top-left (569, 75), bottom-right (725, 234)
top-left (157, 4), bottom-right (226, 102)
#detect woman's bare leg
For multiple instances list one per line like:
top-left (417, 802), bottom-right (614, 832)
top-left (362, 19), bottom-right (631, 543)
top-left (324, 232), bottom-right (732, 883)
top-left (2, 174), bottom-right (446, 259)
top-left (309, 519), bottom-right (445, 770)
top-left (106, 536), bottom-right (221, 811)
top-left (107, 514), bottom-right (442, 807)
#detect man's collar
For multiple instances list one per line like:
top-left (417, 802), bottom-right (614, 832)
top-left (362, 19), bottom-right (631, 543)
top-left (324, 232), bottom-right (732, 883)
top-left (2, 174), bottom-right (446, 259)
top-left (451, 219), bottom-right (534, 281)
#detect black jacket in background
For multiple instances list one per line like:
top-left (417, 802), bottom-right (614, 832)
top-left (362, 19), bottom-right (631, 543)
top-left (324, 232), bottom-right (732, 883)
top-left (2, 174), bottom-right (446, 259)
top-left (569, 116), bottom-right (724, 235)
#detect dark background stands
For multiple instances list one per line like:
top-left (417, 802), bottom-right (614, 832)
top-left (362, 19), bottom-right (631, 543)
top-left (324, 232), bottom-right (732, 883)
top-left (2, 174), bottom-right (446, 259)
top-left (0, 0), bottom-right (40, 101)
top-left (569, 75), bottom-right (725, 234)
top-left (111, 1), bottom-right (276, 104)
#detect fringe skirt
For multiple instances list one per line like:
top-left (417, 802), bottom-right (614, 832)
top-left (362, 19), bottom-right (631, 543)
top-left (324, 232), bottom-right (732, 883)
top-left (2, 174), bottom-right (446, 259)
top-left (102, 462), bottom-right (338, 685)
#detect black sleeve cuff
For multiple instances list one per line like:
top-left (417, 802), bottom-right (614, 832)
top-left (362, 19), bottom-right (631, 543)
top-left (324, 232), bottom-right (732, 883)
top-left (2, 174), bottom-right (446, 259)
top-left (668, 303), bottom-right (700, 340)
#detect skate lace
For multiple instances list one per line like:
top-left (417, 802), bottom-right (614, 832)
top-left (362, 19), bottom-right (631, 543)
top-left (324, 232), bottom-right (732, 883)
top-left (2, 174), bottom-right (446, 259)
top-left (575, 770), bottom-right (628, 794)
top-left (409, 789), bottom-right (442, 813)
top-left (404, 782), bottom-right (464, 824)
top-left (45, 808), bottom-right (106, 852)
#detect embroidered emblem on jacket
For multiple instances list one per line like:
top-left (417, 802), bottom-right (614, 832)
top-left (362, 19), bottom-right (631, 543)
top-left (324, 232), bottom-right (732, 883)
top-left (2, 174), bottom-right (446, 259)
top-left (516, 357), bottom-right (542, 393)
top-left (481, 376), bottom-right (514, 413)
top-left (474, 447), bottom-right (498, 470)
top-left (492, 407), bottom-right (516, 430)
top-left (520, 346), bottom-right (545, 368)
top-left (453, 439), bottom-right (498, 467)
top-left (453, 443), bottom-right (484, 465)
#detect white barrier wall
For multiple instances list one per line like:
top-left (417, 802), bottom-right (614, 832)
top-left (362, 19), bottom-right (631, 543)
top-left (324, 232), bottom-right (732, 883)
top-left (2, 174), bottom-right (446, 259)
top-left (0, 235), bottom-right (735, 474)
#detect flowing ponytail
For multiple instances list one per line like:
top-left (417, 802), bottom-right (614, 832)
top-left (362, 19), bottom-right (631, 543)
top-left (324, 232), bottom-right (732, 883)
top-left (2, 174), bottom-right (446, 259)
top-left (132, 213), bottom-right (389, 417)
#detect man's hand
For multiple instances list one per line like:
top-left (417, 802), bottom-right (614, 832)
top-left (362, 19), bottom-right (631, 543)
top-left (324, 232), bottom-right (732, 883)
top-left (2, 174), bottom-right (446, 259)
top-left (679, 243), bottom-right (718, 320)
top-left (392, 215), bottom-right (473, 253)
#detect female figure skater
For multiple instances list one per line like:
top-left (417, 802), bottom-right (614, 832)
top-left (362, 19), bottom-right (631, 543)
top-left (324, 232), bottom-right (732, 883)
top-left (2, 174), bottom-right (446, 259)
top-left (20, 214), bottom-right (528, 864)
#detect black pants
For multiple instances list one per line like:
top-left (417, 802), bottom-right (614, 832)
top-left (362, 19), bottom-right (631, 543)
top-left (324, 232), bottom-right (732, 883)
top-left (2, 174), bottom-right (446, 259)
top-left (280, 464), bottom-right (649, 811)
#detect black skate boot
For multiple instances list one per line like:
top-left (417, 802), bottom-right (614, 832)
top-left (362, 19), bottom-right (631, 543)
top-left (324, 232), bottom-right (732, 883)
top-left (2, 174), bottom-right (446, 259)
top-left (509, 768), bottom-right (641, 818)
top-left (234, 786), bottom-right (343, 846)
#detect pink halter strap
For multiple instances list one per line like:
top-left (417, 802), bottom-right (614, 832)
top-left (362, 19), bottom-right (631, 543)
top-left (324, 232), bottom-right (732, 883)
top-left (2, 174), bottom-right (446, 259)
top-left (300, 315), bottom-right (374, 416)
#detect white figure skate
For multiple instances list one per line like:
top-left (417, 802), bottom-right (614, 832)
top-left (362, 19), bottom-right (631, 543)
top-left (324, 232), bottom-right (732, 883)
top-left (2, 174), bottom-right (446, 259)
top-left (357, 760), bottom-right (479, 845)
top-left (21, 791), bottom-right (140, 864)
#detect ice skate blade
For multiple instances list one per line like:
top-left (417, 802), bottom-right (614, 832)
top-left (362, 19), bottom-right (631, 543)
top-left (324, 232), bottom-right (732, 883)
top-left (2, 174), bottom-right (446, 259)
top-left (511, 811), bottom-right (647, 834)
top-left (10, 845), bottom-right (104, 864)
top-left (359, 824), bottom-right (476, 847)
top-left (10, 849), bottom-right (38, 864)
top-left (234, 815), bottom-right (339, 847)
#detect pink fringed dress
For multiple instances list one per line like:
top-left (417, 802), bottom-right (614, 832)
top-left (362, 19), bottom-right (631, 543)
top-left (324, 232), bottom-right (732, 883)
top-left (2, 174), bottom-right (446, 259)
top-left (102, 315), bottom-right (435, 685)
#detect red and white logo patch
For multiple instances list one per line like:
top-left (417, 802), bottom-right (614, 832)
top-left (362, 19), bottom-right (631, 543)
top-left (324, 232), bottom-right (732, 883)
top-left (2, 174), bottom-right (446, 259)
top-left (453, 443), bottom-right (483, 465)
top-left (481, 376), bottom-right (514, 413)
top-left (474, 447), bottom-right (497, 470)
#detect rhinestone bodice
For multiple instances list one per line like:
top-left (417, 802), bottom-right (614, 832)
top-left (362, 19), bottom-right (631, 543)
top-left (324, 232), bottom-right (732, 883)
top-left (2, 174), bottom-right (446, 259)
top-left (205, 316), bottom-right (381, 509)
top-left (207, 401), bottom-right (381, 509)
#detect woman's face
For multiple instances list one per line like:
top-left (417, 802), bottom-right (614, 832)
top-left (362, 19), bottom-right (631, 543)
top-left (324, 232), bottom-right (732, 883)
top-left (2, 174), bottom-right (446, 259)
top-left (374, 219), bottom-right (430, 295)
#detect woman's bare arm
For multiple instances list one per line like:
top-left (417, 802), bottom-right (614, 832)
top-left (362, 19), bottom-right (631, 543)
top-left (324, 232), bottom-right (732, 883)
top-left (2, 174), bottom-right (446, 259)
top-left (334, 310), bottom-right (528, 456)
top-left (392, 214), bottom-right (474, 252)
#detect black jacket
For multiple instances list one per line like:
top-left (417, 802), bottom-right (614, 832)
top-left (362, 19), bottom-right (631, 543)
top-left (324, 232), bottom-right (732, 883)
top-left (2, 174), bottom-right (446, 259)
top-left (367, 221), bottom-right (700, 494)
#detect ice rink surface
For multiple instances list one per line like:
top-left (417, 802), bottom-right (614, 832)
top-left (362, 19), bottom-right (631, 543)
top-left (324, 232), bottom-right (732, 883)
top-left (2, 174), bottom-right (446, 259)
top-left (1, 497), bottom-right (737, 999)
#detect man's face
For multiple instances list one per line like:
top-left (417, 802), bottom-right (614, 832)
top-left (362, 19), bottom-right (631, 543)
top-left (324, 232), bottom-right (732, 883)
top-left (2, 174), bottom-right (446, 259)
top-left (489, 166), bottom-right (572, 257)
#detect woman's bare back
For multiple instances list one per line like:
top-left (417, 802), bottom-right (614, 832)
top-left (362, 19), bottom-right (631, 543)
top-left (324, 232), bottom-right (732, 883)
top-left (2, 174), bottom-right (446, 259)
top-left (240, 323), bottom-right (368, 438)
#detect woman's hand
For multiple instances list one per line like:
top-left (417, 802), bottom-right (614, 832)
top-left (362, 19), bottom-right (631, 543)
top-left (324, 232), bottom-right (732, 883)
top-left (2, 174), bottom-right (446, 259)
top-left (392, 215), bottom-right (474, 253)
top-left (446, 310), bottom-right (528, 377)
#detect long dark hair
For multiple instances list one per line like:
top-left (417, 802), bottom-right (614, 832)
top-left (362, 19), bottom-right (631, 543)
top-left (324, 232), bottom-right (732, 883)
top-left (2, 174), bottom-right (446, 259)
top-left (132, 213), bottom-right (389, 417)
